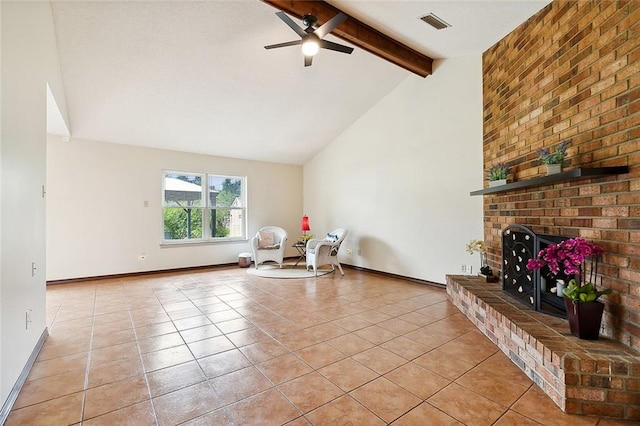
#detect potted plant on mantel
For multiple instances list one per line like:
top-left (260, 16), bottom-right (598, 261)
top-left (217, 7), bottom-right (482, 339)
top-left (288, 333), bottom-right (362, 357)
top-left (488, 162), bottom-right (509, 187)
top-left (537, 140), bottom-right (568, 175)
top-left (526, 237), bottom-right (612, 340)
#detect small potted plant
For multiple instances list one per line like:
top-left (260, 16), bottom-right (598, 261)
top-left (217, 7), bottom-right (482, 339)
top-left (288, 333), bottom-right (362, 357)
top-left (526, 237), bottom-right (611, 340)
top-left (488, 162), bottom-right (509, 187)
top-left (537, 140), bottom-right (568, 175)
top-left (466, 239), bottom-right (497, 281)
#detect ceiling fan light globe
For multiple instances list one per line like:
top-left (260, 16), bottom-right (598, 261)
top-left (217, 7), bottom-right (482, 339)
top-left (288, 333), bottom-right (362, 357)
top-left (301, 40), bottom-right (319, 56)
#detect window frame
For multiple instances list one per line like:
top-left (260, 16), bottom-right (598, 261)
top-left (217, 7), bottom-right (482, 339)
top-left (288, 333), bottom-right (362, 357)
top-left (161, 170), bottom-right (247, 246)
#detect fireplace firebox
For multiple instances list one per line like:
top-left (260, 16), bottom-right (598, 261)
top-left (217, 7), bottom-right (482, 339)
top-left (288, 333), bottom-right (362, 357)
top-left (501, 225), bottom-right (573, 317)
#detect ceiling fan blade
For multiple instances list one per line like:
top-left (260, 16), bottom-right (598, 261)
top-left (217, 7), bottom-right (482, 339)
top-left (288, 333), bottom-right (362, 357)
top-left (275, 11), bottom-right (307, 38)
top-left (264, 40), bottom-right (302, 50)
top-left (304, 55), bottom-right (313, 67)
top-left (319, 40), bottom-right (354, 54)
top-left (314, 12), bottom-right (348, 39)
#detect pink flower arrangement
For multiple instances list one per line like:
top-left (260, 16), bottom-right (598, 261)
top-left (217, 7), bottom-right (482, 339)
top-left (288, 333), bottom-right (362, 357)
top-left (526, 237), bottom-right (604, 276)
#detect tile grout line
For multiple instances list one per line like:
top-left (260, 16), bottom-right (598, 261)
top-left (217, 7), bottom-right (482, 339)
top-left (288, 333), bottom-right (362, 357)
top-left (43, 287), bottom-right (66, 333)
top-left (497, 383), bottom-right (539, 425)
top-left (78, 285), bottom-right (98, 425)
top-left (125, 282), bottom-right (161, 426)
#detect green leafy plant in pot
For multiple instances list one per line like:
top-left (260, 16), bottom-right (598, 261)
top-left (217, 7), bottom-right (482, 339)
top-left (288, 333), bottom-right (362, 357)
top-left (537, 140), bottom-right (569, 175)
top-left (487, 162), bottom-right (509, 186)
top-left (527, 237), bottom-right (611, 340)
top-left (561, 279), bottom-right (612, 340)
top-left (536, 140), bottom-right (568, 165)
top-left (563, 280), bottom-right (612, 303)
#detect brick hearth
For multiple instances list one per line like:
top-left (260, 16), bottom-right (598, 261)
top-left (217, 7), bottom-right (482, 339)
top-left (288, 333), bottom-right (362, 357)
top-left (447, 275), bottom-right (640, 420)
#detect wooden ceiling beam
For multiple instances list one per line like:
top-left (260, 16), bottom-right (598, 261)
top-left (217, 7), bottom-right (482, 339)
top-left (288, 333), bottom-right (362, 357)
top-left (261, 0), bottom-right (433, 77)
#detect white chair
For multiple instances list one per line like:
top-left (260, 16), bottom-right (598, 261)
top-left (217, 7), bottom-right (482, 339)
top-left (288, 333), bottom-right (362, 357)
top-left (306, 228), bottom-right (348, 276)
top-left (251, 226), bottom-right (287, 269)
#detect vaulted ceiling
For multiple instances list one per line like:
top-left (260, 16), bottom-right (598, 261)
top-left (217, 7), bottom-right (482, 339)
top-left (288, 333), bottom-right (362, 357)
top-left (49, 0), bottom-right (550, 165)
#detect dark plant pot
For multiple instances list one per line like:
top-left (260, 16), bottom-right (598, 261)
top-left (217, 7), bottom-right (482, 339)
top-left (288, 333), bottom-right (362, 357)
top-left (478, 273), bottom-right (498, 283)
top-left (563, 297), bottom-right (604, 340)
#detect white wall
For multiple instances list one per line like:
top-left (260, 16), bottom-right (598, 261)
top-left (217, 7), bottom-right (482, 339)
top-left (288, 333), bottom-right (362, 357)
top-left (0, 0), bottom-right (3, 400)
top-left (46, 137), bottom-right (302, 280)
top-left (1, 1), bottom-right (69, 406)
top-left (304, 57), bottom-right (484, 284)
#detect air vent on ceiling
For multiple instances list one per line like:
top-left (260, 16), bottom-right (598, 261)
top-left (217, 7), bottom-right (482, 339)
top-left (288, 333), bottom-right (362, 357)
top-left (420, 13), bottom-right (451, 30)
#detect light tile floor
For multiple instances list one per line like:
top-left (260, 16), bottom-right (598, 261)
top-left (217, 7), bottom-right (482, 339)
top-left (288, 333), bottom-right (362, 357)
top-left (6, 266), bottom-right (636, 425)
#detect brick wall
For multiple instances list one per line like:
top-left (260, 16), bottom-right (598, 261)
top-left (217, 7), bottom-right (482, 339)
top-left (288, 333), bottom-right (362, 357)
top-left (482, 1), bottom-right (640, 349)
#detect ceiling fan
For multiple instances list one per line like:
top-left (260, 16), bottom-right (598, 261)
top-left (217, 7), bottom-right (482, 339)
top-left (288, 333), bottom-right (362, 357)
top-left (265, 11), bottom-right (354, 67)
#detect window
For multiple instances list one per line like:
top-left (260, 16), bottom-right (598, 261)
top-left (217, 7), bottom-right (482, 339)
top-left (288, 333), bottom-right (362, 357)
top-left (163, 171), bottom-right (246, 242)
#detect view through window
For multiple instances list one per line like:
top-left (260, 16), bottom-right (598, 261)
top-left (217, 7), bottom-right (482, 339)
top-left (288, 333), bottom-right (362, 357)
top-left (163, 171), bottom-right (246, 242)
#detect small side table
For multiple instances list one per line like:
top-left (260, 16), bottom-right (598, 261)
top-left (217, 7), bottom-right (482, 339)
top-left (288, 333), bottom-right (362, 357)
top-left (293, 242), bottom-right (306, 266)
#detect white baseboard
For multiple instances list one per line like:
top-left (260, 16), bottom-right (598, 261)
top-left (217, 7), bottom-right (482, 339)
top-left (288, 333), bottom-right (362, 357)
top-left (0, 327), bottom-right (49, 423)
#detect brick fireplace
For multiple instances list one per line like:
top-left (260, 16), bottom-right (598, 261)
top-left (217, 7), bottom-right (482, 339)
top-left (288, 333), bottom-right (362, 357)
top-left (460, 0), bottom-right (640, 418)
top-left (481, 0), bottom-right (640, 351)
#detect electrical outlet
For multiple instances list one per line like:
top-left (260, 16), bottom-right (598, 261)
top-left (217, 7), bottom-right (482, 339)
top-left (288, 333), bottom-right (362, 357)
top-left (31, 262), bottom-right (37, 277)
top-left (461, 265), bottom-right (473, 274)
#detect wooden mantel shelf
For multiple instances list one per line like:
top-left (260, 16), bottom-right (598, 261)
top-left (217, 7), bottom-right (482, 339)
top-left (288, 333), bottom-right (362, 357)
top-left (470, 166), bottom-right (629, 196)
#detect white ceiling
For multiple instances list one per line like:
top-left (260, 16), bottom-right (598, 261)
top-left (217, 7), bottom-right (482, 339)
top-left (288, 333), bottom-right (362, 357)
top-left (49, 0), bottom-right (550, 165)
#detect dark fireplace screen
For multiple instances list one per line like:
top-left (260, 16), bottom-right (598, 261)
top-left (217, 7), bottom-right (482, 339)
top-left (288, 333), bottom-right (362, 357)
top-left (502, 225), bottom-right (570, 317)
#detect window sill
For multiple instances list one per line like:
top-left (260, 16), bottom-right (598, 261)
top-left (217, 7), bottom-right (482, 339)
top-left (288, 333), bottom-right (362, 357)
top-left (160, 238), bottom-right (248, 248)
